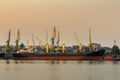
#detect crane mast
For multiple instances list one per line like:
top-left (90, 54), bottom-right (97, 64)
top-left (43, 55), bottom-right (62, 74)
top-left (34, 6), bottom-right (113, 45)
top-left (14, 30), bottom-right (20, 52)
top-left (4, 29), bottom-right (11, 52)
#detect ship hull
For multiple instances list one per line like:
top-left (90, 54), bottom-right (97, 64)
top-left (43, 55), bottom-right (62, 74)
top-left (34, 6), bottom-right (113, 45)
top-left (13, 56), bottom-right (103, 61)
top-left (0, 53), bottom-right (5, 59)
top-left (12, 50), bottom-right (105, 61)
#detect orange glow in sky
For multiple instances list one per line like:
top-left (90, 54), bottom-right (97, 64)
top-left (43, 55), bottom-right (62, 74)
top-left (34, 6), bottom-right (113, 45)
top-left (0, 0), bottom-right (120, 47)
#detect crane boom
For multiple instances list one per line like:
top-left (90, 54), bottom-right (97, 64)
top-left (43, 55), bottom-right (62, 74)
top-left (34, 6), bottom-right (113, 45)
top-left (74, 33), bottom-right (81, 44)
top-left (74, 33), bottom-right (82, 52)
top-left (36, 37), bottom-right (45, 45)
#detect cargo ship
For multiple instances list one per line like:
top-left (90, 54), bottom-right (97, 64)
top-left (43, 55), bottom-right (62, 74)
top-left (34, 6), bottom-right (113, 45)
top-left (12, 50), bottom-right (105, 60)
top-left (10, 27), bottom-right (105, 60)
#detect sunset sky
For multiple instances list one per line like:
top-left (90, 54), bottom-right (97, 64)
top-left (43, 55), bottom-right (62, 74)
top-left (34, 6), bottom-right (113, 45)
top-left (0, 0), bottom-right (120, 47)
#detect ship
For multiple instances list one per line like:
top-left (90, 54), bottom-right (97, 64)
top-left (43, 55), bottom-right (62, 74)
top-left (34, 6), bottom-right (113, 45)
top-left (12, 27), bottom-right (105, 61)
top-left (12, 50), bottom-right (105, 60)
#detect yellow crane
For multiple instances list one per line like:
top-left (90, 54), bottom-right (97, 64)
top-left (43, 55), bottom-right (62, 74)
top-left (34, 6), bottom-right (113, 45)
top-left (74, 33), bottom-right (83, 52)
top-left (14, 30), bottom-right (20, 52)
top-left (36, 37), bottom-right (49, 53)
top-left (4, 30), bottom-right (11, 52)
top-left (62, 43), bottom-right (65, 53)
top-left (36, 37), bottom-right (45, 46)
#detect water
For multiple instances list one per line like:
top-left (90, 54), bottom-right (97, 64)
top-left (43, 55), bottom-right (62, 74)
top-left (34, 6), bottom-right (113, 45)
top-left (0, 60), bottom-right (120, 80)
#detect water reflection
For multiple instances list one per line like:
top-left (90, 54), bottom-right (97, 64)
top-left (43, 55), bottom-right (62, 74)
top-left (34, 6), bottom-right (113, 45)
top-left (6, 60), bottom-right (10, 64)
top-left (14, 60), bottom-right (65, 64)
top-left (15, 60), bottom-right (18, 64)
top-left (112, 61), bottom-right (120, 64)
top-left (51, 60), bottom-right (55, 64)
top-left (88, 61), bottom-right (104, 65)
top-left (50, 75), bottom-right (62, 80)
top-left (2, 60), bottom-right (116, 65)
top-left (77, 61), bottom-right (83, 64)
top-left (0, 60), bottom-right (120, 80)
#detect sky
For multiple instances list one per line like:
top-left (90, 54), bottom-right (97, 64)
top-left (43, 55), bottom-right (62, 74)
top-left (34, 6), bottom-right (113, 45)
top-left (0, 0), bottom-right (120, 47)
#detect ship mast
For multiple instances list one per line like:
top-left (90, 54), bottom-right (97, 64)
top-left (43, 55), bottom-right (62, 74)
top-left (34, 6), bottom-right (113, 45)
top-left (56, 30), bottom-right (60, 47)
top-left (89, 28), bottom-right (93, 52)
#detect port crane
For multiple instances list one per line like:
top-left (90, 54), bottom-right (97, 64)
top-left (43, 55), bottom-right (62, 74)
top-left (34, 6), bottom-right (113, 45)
top-left (36, 37), bottom-right (49, 53)
top-left (13, 30), bottom-right (20, 52)
top-left (36, 37), bottom-right (45, 46)
top-left (74, 33), bottom-right (83, 52)
top-left (4, 30), bottom-right (11, 52)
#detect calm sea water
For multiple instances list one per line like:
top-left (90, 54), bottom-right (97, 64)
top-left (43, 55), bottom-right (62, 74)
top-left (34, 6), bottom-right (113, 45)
top-left (0, 60), bottom-right (120, 80)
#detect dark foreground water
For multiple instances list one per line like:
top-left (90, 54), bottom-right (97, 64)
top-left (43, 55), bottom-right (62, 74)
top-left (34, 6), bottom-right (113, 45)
top-left (0, 60), bottom-right (120, 80)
